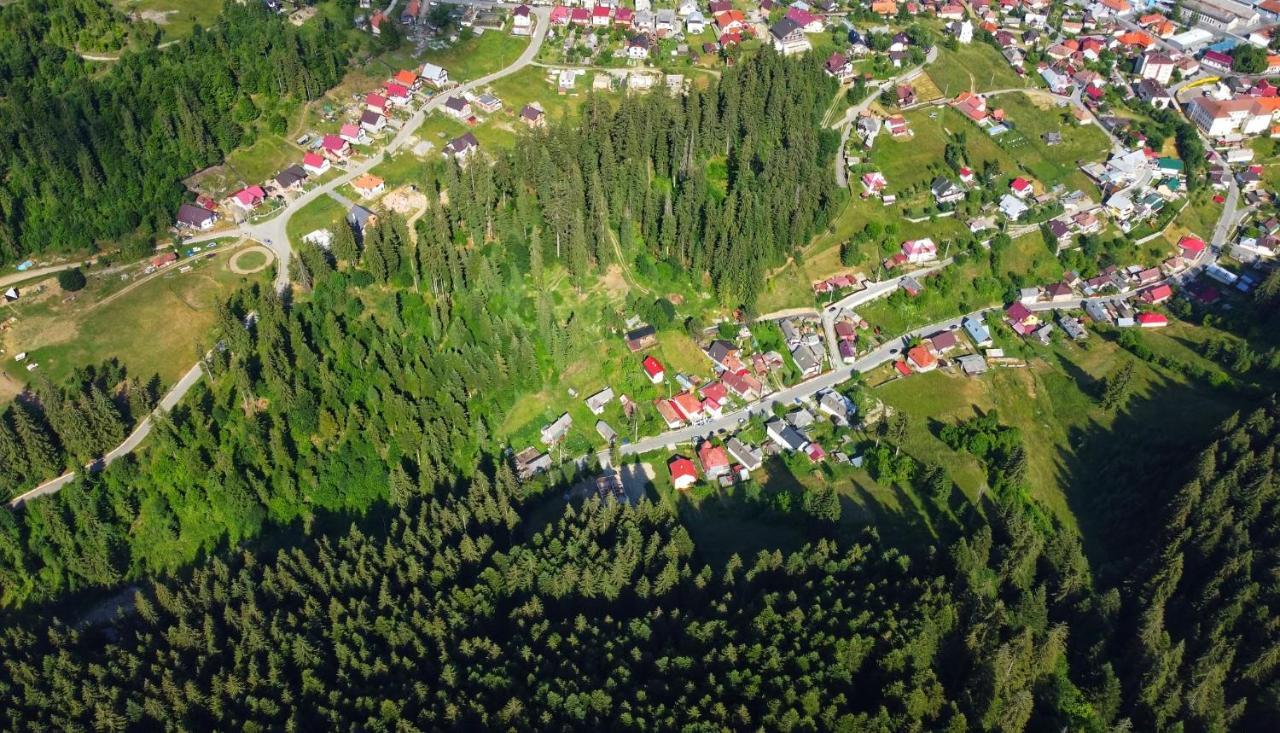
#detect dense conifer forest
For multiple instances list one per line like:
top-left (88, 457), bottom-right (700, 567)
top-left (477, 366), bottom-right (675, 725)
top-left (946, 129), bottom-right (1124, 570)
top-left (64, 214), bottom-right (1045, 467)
top-left (0, 0), bottom-right (348, 263)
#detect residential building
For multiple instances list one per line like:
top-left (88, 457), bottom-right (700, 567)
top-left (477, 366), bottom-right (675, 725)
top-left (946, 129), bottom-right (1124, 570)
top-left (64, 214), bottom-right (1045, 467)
top-left (443, 96), bottom-right (473, 121)
top-left (726, 437), bottom-right (762, 471)
top-left (540, 412), bottom-right (573, 445)
top-left (444, 132), bottom-right (480, 163)
top-left (585, 387), bottom-right (615, 415)
top-left (769, 17), bottom-right (811, 55)
top-left (642, 355), bottom-right (665, 383)
top-left (698, 441), bottom-right (731, 478)
top-left (668, 456), bottom-right (698, 490)
top-left (177, 203), bottom-right (219, 230)
top-left (765, 419), bottom-right (807, 452)
top-left (421, 63), bottom-right (449, 87)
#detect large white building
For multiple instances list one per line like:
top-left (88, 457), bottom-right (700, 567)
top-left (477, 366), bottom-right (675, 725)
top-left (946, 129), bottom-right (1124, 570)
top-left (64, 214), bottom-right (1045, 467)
top-left (1186, 95), bottom-right (1277, 139)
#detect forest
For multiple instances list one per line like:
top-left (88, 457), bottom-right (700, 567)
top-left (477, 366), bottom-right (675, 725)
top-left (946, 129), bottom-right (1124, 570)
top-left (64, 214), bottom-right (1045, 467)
top-left (0, 0), bottom-right (349, 264)
top-left (1, 404), bottom-right (1277, 730)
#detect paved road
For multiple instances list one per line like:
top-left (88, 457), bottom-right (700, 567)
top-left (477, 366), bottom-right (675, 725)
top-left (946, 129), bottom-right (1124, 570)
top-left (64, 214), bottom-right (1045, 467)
top-left (833, 46), bottom-right (937, 188)
top-left (621, 310), bottom-right (981, 455)
top-left (5, 3), bottom-right (551, 509)
top-left (7, 361), bottom-right (205, 509)
top-left (820, 259), bottom-right (952, 364)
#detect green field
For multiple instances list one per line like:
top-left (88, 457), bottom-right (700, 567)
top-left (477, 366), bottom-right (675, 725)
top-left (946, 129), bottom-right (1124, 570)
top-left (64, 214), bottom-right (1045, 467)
top-left (989, 92), bottom-right (1111, 192)
top-left (0, 246), bottom-right (264, 401)
top-left (223, 135), bottom-right (301, 191)
top-left (114, 0), bottom-right (224, 43)
top-left (927, 43), bottom-right (1028, 96)
top-left (867, 106), bottom-right (1021, 192)
top-left (286, 196), bottom-right (347, 249)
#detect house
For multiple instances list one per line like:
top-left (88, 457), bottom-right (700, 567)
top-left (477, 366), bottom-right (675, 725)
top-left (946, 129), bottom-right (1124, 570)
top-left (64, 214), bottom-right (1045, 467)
top-left (654, 399), bottom-right (684, 428)
top-left (818, 390), bottom-right (852, 426)
top-left (443, 96), bottom-right (473, 121)
top-left (706, 339), bottom-right (742, 371)
top-left (642, 355), bottom-right (665, 383)
top-left (540, 412), bottom-right (573, 445)
top-left (624, 34), bottom-right (651, 60)
top-left (624, 325), bottom-right (657, 352)
top-left (273, 165), bottom-right (307, 192)
top-left (928, 330), bottom-right (959, 354)
top-left (615, 7), bottom-right (634, 27)
top-left (322, 134), bottom-right (350, 159)
top-left (1136, 79), bottom-right (1174, 109)
top-left (393, 69), bottom-right (420, 90)
top-left (1141, 283), bottom-right (1173, 304)
top-left (902, 238), bottom-right (937, 263)
top-left (360, 110), bottom-right (387, 133)
top-left (938, 3), bottom-right (965, 20)
top-left (176, 203), bottom-right (219, 230)
top-left (520, 104), bottom-right (546, 128)
top-left (1047, 219), bottom-right (1072, 246)
top-left (421, 63), bottom-right (449, 87)
top-left (999, 194), bottom-right (1029, 220)
top-left (668, 456), bottom-right (699, 490)
top-left (1138, 52), bottom-right (1175, 84)
top-left (698, 441), bottom-right (731, 478)
top-left (824, 53), bottom-right (854, 83)
top-left (596, 420), bottom-right (618, 443)
top-left (339, 123), bottom-right (365, 145)
top-left (444, 133), bottom-right (480, 165)
top-left (769, 17), bottom-right (811, 55)
top-left (512, 4), bottom-right (532, 34)
top-left (931, 177), bottom-right (965, 205)
top-left (765, 419), bottom-right (807, 452)
top-left (1010, 177), bottom-right (1033, 198)
top-left (684, 10), bottom-right (706, 33)
top-left (1005, 301), bottom-right (1040, 335)
top-left (726, 437), bottom-right (762, 472)
top-left (384, 83), bottom-right (411, 106)
top-left (366, 92), bottom-right (388, 114)
top-left (906, 345), bottom-right (936, 372)
top-left (151, 251), bottom-right (177, 269)
top-left (352, 174), bottom-right (384, 198)
top-left (957, 354), bottom-right (988, 375)
top-left (963, 316), bottom-right (992, 346)
top-left (784, 6), bottom-right (823, 33)
top-left (1136, 312), bottom-right (1168, 328)
top-left (231, 185), bottom-right (266, 212)
top-left (714, 9), bottom-right (746, 33)
top-left (885, 115), bottom-right (911, 137)
top-left (671, 391), bottom-right (705, 423)
top-left (791, 344), bottom-right (823, 377)
top-left (787, 407), bottom-right (816, 431)
top-left (302, 152), bottom-right (331, 176)
top-left (592, 4), bottom-right (611, 26)
top-left (722, 369), bottom-right (762, 401)
top-left (514, 447), bottom-right (552, 479)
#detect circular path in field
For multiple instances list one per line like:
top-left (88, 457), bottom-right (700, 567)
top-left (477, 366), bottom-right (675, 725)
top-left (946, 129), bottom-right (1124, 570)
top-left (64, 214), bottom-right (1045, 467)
top-left (229, 245), bottom-right (274, 275)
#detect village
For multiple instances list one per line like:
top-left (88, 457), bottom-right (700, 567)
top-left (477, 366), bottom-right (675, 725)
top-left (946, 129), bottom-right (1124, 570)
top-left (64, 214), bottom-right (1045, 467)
top-left (11, 0), bottom-right (1280, 511)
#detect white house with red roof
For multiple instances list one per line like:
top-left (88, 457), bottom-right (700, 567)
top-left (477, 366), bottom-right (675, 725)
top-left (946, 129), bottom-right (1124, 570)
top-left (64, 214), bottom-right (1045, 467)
top-left (1179, 235), bottom-right (1206, 260)
top-left (322, 134), bottom-right (350, 159)
top-left (592, 4), bottom-right (612, 25)
top-left (671, 391), bottom-right (706, 424)
top-left (230, 185), bottom-right (266, 212)
top-left (642, 355), bottom-right (665, 383)
top-left (1136, 312), bottom-right (1168, 328)
top-left (302, 152), bottom-right (331, 175)
top-left (901, 238), bottom-right (938, 264)
top-left (366, 93), bottom-right (388, 114)
top-left (668, 456), bottom-right (698, 490)
top-left (697, 441), bottom-right (731, 478)
top-left (1010, 177), bottom-right (1033, 198)
top-left (340, 123), bottom-right (366, 145)
top-left (384, 83), bottom-right (411, 106)
top-left (1140, 284), bottom-right (1173, 304)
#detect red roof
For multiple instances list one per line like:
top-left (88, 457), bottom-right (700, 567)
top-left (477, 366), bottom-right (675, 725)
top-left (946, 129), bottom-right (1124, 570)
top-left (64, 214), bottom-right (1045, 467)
top-left (367, 93), bottom-right (387, 108)
top-left (303, 152), bottom-right (326, 168)
top-left (570, 7), bottom-right (591, 21)
top-left (384, 83), bottom-right (409, 98)
top-left (1136, 312), bottom-right (1168, 327)
top-left (698, 442), bottom-right (730, 471)
top-left (701, 381), bottom-right (728, 403)
top-left (642, 355), bottom-right (664, 378)
top-left (1141, 284), bottom-right (1173, 303)
top-left (907, 345), bottom-right (936, 370)
top-left (1179, 236), bottom-right (1206, 256)
top-left (1006, 301), bottom-right (1034, 323)
top-left (1011, 177), bottom-right (1031, 192)
top-left (894, 360), bottom-right (912, 376)
top-left (805, 442), bottom-right (826, 462)
top-left (668, 456), bottom-right (698, 482)
top-left (322, 134), bottom-right (346, 152)
top-left (592, 4), bottom-right (610, 17)
top-left (672, 391), bottom-right (703, 419)
top-left (340, 123), bottom-right (361, 138)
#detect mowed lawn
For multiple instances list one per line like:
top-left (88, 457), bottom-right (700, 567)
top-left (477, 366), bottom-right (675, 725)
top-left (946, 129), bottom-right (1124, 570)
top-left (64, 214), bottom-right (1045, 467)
top-left (990, 92), bottom-right (1111, 192)
top-left (869, 106), bottom-right (1021, 192)
top-left (419, 31), bottom-right (529, 82)
top-left (927, 43), bottom-right (1028, 97)
top-left (286, 196), bottom-right (347, 248)
top-left (114, 0), bottom-right (224, 42)
top-left (0, 247), bottom-right (265, 401)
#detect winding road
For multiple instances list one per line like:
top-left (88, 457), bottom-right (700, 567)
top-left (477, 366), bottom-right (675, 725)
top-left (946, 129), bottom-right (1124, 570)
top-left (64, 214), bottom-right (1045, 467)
top-left (6, 1), bottom-right (551, 510)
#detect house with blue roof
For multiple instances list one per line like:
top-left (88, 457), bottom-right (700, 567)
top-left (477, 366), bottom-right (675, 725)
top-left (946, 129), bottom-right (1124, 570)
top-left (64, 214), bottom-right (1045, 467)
top-left (963, 316), bottom-right (992, 347)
